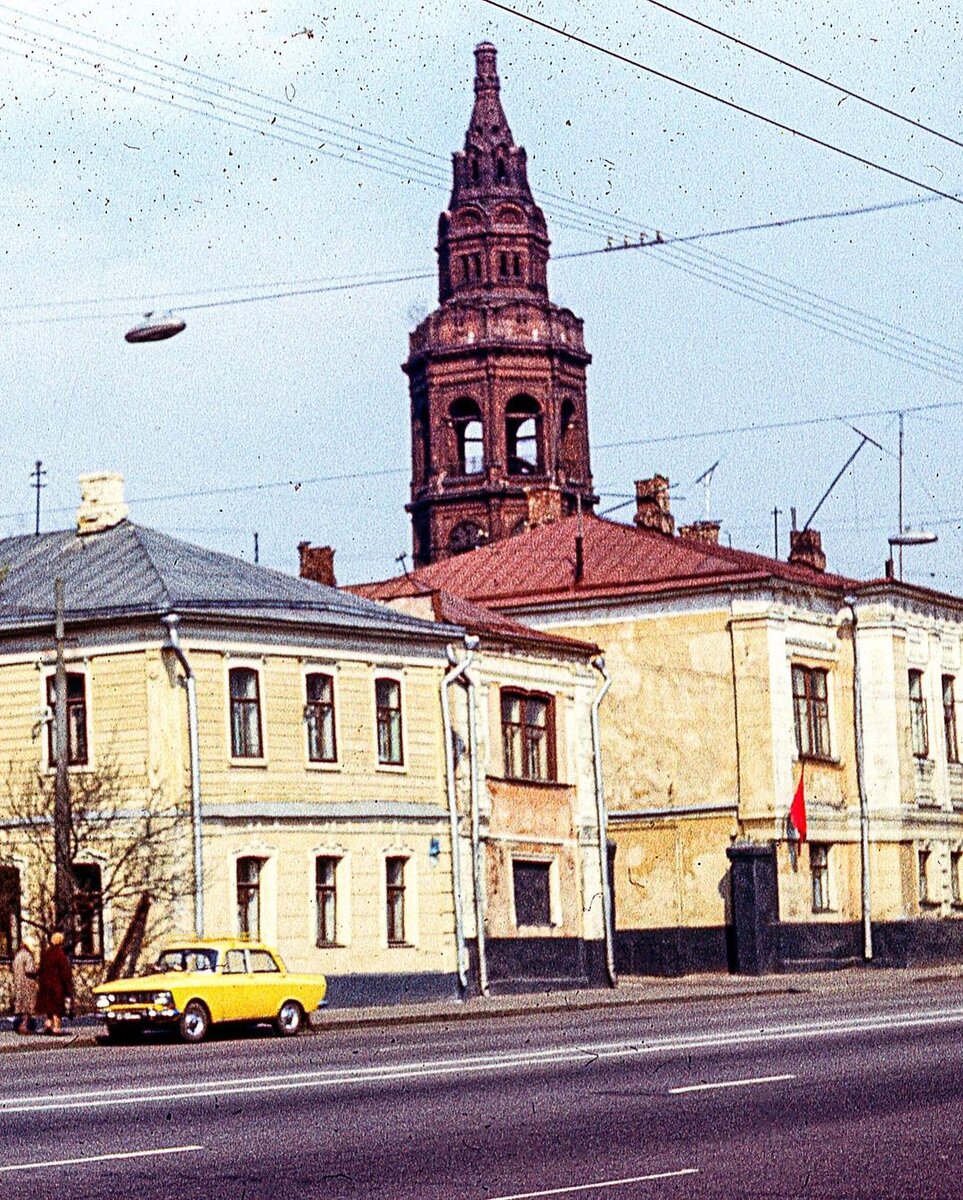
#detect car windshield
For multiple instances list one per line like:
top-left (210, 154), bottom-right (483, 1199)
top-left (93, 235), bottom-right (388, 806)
top-left (151, 948), bottom-right (218, 974)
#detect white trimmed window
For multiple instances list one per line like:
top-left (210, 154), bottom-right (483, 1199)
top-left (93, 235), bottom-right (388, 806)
top-left (229, 666), bottom-right (263, 759)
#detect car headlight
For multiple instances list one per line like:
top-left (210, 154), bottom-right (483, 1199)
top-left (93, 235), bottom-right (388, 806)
top-left (96, 994), bottom-right (111, 1010)
top-left (152, 991), bottom-right (174, 1006)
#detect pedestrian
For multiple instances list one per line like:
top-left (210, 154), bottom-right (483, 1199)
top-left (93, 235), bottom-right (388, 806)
top-left (36, 931), bottom-right (73, 1036)
top-left (11, 941), bottom-right (38, 1035)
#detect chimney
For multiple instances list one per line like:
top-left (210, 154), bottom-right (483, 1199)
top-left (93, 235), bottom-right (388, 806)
top-left (298, 542), bottom-right (337, 587)
top-left (788, 527), bottom-right (826, 572)
top-left (76, 472), bottom-right (129, 536)
top-left (634, 475), bottom-right (675, 536)
top-left (678, 520), bottom-right (721, 546)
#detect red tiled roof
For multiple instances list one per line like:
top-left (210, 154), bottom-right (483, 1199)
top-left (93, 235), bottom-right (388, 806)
top-left (429, 590), bottom-right (599, 655)
top-left (353, 514), bottom-right (860, 611)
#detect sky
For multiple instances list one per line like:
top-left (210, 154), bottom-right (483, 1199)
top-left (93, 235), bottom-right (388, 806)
top-left (3, 0), bottom-right (963, 589)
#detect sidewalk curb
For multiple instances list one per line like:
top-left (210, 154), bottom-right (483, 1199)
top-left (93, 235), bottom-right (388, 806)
top-left (0, 983), bottom-right (804, 1053)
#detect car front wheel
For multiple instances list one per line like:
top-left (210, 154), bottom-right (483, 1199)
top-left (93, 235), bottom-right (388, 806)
top-left (179, 1000), bottom-right (211, 1044)
top-left (275, 1000), bottom-right (305, 1037)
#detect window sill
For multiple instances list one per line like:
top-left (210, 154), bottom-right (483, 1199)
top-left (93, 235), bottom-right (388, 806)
top-left (920, 900), bottom-right (942, 911)
top-left (387, 941), bottom-right (415, 950)
top-left (796, 755), bottom-right (841, 768)
top-left (229, 757), bottom-right (269, 769)
top-left (489, 775), bottom-right (568, 790)
top-left (306, 760), bottom-right (342, 772)
top-left (317, 942), bottom-right (346, 950)
top-left (376, 762), bottom-right (407, 774)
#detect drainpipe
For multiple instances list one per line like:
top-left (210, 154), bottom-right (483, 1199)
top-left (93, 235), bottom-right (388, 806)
top-left (591, 656), bottom-right (617, 987)
top-left (845, 597), bottom-right (873, 961)
top-left (162, 614), bottom-right (204, 938)
top-left (440, 636), bottom-right (478, 991)
top-left (462, 660), bottom-right (489, 996)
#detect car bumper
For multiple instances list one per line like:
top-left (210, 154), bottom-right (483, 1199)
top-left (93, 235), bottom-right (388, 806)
top-left (103, 1005), bottom-right (181, 1028)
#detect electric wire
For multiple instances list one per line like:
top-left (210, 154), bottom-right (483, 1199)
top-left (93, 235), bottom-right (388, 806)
top-left (478, 0), bottom-right (963, 207)
top-left (4, 14), bottom-right (963, 382)
top-left (637, 0), bottom-right (963, 152)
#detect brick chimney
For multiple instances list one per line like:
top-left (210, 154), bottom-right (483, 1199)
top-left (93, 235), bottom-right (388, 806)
top-left (298, 542), bottom-right (337, 586)
top-left (678, 520), bottom-right (721, 546)
top-left (634, 476), bottom-right (675, 536)
top-left (788, 528), bottom-right (826, 572)
top-left (76, 472), bottom-right (129, 536)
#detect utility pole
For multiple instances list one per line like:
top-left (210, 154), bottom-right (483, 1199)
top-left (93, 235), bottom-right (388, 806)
top-left (898, 412), bottom-right (905, 581)
top-left (772, 507), bottom-right (782, 559)
top-left (53, 578), bottom-right (74, 939)
top-left (31, 460), bottom-right (46, 536)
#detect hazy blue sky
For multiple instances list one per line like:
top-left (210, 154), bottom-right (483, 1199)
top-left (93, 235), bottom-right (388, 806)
top-left (3, 1), bottom-right (963, 588)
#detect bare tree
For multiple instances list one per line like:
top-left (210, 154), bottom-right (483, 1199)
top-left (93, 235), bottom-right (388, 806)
top-left (0, 752), bottom-right (189, 968)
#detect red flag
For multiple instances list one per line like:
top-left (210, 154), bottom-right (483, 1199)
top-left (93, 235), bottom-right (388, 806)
top-left (789, 771), bottom-right (807, 842)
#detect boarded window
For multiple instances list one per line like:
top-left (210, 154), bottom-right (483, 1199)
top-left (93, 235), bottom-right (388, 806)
top-left (513, 860), bottom-right (552, 927)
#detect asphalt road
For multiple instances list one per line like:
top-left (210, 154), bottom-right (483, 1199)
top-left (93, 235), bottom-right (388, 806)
top-left (3, 978), bottom-right (963, 1199)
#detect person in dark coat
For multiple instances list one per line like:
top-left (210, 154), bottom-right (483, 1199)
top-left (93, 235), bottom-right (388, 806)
top-left (36, 931), bottom-right (73, 1035)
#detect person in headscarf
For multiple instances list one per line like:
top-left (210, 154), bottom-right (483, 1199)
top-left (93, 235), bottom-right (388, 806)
top-left (11, 940), bottom-right (38, 1035)
top-left (36, 932), bottom-right (73, 1035)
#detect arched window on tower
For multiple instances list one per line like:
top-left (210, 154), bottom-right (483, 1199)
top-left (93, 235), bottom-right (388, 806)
top-left (506, 396), bottom-right (542, 476)
top-left (451, 398), bottom-right (484, 475)
top-left (449, 520), bottom-right (487, 555)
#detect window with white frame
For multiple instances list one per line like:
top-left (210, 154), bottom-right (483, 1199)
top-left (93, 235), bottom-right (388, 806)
top-left (810, 844), bottom-right (830, 913)
top-left (952, 851), bottom-right (962, 905)
top-left (791, 665), bottom-right (831, 761)
top-left (0, 866), bottom-right (21, 960)
top-left (501, 690), bottom-right (556, 782)
top-left (909, 670), bottom-right (930, 760)
top-left (918, 848), bottom-right (933, 906)
top-left (385, 856), bottom-right (408, 945)
top-left (944, 676), bottom-right (960, 765)
top-left (375, 678), bottom-right (404, 766)
top-left (237, 856), bottom-right (266, 937)
top-left (305, 672), bottom-right (337, 763)
top-left (72, 863), bottom-right (103, 959)
top-left (229, 667), bottom-right (263, 759)
top-left (46, 671), bottom-right (89, 766)
top-left (315, 855), bottom-right (339, 946)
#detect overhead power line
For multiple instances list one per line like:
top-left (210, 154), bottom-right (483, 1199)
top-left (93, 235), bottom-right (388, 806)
top-left (478, 0), bottom-right (963, 207)
top-left (638, 0), bottom-right (963, 152)
top-left (4, 10), bottom-right (963, 385)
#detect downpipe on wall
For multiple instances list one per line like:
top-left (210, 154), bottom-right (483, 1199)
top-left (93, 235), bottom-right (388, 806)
top-left (843, 598), bottom-right (873, 961)
top-left (440, 636), bottom-right (478, 991)
top-left (162, 614), bottom-right (204, 939)
top-left (461, 660), bottom-right (489, 996)
top-left (591, 656), bottom-right (618, 987)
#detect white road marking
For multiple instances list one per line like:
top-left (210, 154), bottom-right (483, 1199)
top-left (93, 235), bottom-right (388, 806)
top-left (669, 1072), bottom-right (796, 1094)
top-left (3, 1004), bottom-right (963, 1115)
top-left (0, 1144), bottom-right (203, 1173)
top-left (489, 1168), bottom-right (699, 1199)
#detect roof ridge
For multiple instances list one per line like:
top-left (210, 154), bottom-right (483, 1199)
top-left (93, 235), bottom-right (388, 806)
top-left (128, 523), bottom-right (175, 610)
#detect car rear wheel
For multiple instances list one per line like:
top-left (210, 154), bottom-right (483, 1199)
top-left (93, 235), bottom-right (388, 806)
top-left (274, 1000), bottom-right (305, 1037)
top-left (179, 1000), bottom-right (210, 1044)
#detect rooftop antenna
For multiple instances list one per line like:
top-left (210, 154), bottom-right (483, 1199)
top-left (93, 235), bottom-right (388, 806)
top-left (253, 532), bottom-right (259, 564)
top-left (889, 411), bottom-right (937, 579)
top-left (693, 460), bottom-right (720, 520)
top-left (30, 459), bottom-right (46, 537)
top-left (802, 426), bottom-right (882, 532)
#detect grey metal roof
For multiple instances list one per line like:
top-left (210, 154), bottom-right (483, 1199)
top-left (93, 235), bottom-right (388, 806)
top-left (0, 521), bottom-right (453, 640)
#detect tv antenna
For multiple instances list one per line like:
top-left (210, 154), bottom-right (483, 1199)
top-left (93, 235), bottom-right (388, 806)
top-left (693, 460), bottom-right (720, 519)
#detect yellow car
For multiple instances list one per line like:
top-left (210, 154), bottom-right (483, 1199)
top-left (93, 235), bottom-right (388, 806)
top-left (93, 939), bottom-right (327, 1044)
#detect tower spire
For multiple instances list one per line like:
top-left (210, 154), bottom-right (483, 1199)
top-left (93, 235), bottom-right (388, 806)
top-left (405, 45), bottom-right (596, 566)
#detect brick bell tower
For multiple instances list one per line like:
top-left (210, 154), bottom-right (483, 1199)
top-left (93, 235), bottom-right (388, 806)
top-left (404, 42), bottom-right (596, 566)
